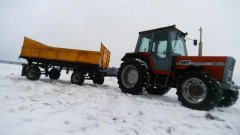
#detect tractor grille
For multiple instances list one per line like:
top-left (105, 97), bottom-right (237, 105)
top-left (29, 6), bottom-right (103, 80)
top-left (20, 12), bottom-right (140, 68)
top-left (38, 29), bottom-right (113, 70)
top-left (223, 57), bottom-right (235, 83)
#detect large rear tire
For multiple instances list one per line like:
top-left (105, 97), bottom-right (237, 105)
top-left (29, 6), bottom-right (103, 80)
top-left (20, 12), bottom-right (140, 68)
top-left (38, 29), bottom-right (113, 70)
top-left (117, 59), bottom-right (150, 95)
top-left (49, 68), bottom-right (61, 80)
top-left (71, 71), bottom-right (85, 85)
top-left (217, 90), bottom-right (239, 107)
top-left (26, 66), bottom-right (41, 80)
top-left (177, 71), bottom-right (221, 110)
top-left (146, 87), bottom-right (170, 95)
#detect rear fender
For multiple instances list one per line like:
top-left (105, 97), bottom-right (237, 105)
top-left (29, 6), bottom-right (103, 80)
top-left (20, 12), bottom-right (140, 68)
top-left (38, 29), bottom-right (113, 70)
top-left (121, 52), bottom-right (153, 72)
top-left (121, 52), bottom-right (148, 61)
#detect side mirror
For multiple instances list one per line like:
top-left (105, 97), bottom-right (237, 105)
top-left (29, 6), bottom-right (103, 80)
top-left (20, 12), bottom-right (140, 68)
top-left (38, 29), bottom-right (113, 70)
top-left (193, 40), bottom-right (197, 46)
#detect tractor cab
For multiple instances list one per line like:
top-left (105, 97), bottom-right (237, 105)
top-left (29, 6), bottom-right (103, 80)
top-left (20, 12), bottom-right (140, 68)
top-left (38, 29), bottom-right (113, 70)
top-left (135, 25), bottom-right (188, 72)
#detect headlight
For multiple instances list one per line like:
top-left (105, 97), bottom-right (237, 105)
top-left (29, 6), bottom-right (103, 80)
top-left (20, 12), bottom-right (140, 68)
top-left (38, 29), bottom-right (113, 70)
top-left (226, 69), bottom-right (233, 83)
top-left (223, 57), bottom-right (235, 83)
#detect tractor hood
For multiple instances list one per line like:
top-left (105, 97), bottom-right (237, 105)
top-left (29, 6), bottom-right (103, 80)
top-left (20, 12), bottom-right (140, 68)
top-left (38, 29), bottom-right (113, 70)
top-left (175, 56), bottom-right (235, 84)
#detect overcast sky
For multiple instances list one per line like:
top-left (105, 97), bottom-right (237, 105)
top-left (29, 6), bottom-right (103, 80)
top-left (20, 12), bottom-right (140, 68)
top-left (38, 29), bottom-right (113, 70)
top-left (0, 0), bottom-right (240, 82)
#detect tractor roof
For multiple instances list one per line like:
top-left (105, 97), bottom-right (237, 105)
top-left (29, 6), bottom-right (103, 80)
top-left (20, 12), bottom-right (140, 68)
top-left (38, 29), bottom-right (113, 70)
top-left (139, 25), bottom-right (187, 36)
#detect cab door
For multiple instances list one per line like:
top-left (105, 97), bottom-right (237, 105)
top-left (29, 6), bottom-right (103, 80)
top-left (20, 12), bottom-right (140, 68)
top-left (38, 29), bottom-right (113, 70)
top-left (150, 31), bottom-right (173, 72)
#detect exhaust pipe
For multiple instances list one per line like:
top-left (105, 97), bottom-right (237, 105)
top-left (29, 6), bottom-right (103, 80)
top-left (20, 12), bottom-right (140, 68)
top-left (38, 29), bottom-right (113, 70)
top-left (198, 27), bottom-right (203, 56)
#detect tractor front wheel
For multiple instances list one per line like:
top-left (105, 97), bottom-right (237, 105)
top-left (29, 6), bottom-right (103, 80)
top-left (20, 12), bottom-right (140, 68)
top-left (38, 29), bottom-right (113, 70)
top-left (177, 71), bottom-right (221, 110)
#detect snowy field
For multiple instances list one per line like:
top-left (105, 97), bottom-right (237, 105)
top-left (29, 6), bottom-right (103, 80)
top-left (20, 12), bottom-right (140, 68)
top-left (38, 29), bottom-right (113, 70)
top-left (0, 63), bottom-right (239, 135)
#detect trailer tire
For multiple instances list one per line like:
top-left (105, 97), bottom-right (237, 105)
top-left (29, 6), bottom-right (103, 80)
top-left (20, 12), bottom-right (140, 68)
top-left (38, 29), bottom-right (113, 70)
top-left (49, 68), bottom-right (61, 80)
top-left (93, 77), bottom-right (104, 85)
top-left (146, 87), bottom-right (170, 95)
top-left (117, 59), bottom-right (150, 95)
top-left (21, 64), bottom-right (28, 76)
top-left (177, 71), bottom-right (221, 110)
top-left (26, 66), bottom-right (41, 80)
top-left (217, 90), bottom-right (239, 107)
top-left (71, 71), bottom-right (84, 85)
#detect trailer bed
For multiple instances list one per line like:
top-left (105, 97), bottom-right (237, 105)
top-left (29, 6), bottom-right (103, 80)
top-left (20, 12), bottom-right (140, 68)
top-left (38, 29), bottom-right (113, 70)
top-left (20, 37), bottom-right (110, 69)
top-left (19, 37), bottom-right (111, 85)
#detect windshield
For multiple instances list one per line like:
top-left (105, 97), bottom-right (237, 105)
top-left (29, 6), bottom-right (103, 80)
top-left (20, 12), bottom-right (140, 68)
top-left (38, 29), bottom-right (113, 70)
top-left (171, 36), bottom-right (187, 56)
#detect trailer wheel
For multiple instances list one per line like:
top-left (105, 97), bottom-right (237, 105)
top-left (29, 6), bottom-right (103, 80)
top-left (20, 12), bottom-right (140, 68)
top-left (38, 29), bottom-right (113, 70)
top-left (117, 59), bottom-right (150, 95)
top-left (93, 77), bottom-right (104, 85)
top-left (177, 71), bottom-right (221, 110)
top-left (146, 87), bottom-right (170, 95)
top-left (49, 68), bottom-right (61, 80)
top-left (26, 66), bottom-right (41, 80)
top-left (217, 90), bottom-right (239, 107)
top-left (71, 71), bottom-right (84, 85)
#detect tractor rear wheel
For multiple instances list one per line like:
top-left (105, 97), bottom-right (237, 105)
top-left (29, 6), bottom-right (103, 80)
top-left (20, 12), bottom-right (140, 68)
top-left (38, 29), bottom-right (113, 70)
top-left (177, 71), bottom-right (221, 110)
top-left (26, 66), bottom-right (41, 80)
top-left (117, 59), bottom-right (150, 95)
top-left (217, 90), bottom-right (239, 107)
top-left (49, 68), bottom-right (61, 80)
top-left (71, 71), bottom-right (84, 85)
top-left (146, 87), bottom-right (170, 95)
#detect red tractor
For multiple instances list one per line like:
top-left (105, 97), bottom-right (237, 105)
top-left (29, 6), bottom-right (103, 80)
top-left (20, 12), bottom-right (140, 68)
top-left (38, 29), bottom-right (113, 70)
top-left (117, 25), bottom-right (239, 110)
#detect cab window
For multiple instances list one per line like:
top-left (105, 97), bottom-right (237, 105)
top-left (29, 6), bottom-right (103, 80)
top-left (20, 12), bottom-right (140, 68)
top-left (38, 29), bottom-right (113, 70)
top-left (138, 34), bottom-right (152, 52)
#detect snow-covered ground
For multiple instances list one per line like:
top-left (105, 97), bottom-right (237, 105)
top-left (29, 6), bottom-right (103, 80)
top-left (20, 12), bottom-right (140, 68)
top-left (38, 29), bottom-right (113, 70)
top-left (0, 63), bottom-right (239, 135)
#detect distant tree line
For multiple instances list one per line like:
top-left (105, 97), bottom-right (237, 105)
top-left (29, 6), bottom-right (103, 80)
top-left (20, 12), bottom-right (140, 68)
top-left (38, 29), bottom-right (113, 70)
top-left (0, 59), bottom-right (22, 65)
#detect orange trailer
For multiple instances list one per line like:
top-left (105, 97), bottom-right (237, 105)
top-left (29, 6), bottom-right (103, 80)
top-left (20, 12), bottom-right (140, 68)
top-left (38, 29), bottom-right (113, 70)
top-left (20, 37), bottom-right (111, 85)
